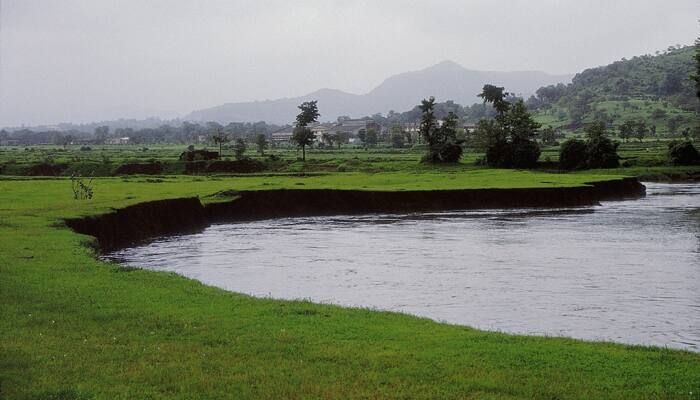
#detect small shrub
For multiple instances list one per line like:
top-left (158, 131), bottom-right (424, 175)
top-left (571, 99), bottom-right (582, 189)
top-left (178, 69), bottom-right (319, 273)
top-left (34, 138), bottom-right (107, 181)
top-left (559, 139), bottom-right (588, 170)
top-left (667, 141), bottom-right (700, 166)
top-left (70, 173), bottom-right (94, 200)
top-left (422, 143), bottom-right (463, 163)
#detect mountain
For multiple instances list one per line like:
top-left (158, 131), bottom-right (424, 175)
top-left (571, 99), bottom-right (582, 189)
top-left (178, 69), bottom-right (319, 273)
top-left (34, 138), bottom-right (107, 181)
top-left (186, 61), bottom-right (572, 124)
top-left (530, 45), bottom-right (698, 132)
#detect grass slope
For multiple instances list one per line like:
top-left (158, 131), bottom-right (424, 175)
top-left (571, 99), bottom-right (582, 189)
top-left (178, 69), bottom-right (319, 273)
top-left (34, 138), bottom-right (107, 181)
top-left (2, 172), bottom-right (699, 399)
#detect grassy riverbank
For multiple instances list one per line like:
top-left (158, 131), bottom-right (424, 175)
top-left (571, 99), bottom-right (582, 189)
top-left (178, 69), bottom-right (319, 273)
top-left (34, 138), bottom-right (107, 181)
top-left (2, 171), bottom-right (699, 399)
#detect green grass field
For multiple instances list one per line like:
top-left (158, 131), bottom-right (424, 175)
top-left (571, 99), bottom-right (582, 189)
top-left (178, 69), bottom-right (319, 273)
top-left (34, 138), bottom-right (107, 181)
top-left (2, 171), bottom-right (700, 399)
top-left (1, 139), bottom-right (697, 178)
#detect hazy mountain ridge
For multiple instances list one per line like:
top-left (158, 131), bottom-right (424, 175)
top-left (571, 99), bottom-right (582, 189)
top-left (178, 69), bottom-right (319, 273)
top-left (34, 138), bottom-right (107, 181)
top-left (187, 61), bottom-right (572, 124)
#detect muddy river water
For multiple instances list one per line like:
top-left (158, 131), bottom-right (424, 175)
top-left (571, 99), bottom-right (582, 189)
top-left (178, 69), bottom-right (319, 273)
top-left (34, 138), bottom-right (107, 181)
top-left (106, 183), bottom-right (700, 351)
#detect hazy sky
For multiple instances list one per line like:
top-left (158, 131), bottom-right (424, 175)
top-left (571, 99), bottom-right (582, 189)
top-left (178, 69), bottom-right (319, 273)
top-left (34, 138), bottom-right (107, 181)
top-left (0, 0), bottom-right (698, 127)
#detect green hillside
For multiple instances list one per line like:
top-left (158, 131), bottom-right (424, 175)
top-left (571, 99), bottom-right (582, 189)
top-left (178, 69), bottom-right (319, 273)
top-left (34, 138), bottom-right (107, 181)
top-left (531, 45), bottom-right (698, 135)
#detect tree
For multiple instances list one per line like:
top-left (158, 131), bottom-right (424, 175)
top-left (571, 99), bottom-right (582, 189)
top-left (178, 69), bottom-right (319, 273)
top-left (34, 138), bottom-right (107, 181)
top-left (254, 134), bottom-right (268, 155)
top-left (292, 128), bottom-right (315, 161)
top-left (540, 126), bottom-right (557, 146)
top-left (559, 139), bottom-right (588, 170)
top-left (478, 85), bottom-right (510, 116)
top-left (694, 37), bottom-right (700, 101)
top-left (585, 122), bottom-right (620, 168)
top-left (365, 129), bottom-right (378, 147)
top-left (293, 101), bottom-right (320, 161)
top-left (335, 131), bottom-right (350, 148)
top-left (233, 138), bottom-right (247, 160)
top-left (668, 140), bottom-right (700, 165)
top-left (356, 129), bottom-right (367, 147)
top-left (618, 120), bottom-right (635, 142)
top-left (634, 120), bottom-right (648, 142)
top-left (505, 100), bottom-right (540, 143)
top-left (419, 101), bottom-right (463, 163)
top-left (478, 92), bottom-right (540, 168)
top-left (389, 123), bottom-right (405, 148)
top-left (295, 101), bottom-right (320, 128)
top-left (211, 129), bottom-right (230, 158)
top-left (667, 116), bottom-right (682, 135)
top-left (419, 97), bottom-right (438, 147)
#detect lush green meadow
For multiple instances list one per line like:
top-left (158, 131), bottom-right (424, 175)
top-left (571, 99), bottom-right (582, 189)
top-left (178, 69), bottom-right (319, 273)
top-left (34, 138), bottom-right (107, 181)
top-left (2, 172), bottom-right (700, 399)
top-left (1, 139), bottom-right (697, 178)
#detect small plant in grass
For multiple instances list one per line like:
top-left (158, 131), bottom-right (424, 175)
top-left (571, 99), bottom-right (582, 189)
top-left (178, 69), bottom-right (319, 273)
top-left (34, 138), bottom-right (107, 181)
top-left (70, 173), bottom-right (94, 200)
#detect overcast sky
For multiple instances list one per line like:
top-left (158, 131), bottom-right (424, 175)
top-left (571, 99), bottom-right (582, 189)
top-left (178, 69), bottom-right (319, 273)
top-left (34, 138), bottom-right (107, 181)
top-left (0, 0), bottom-right (697, 127)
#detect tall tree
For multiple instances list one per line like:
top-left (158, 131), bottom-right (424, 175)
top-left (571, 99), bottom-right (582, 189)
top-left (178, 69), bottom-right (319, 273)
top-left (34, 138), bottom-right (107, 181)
top-left (504, 100), bottom-right (540, 143)
top-left (292, 101), bottom-right (320, 161)
top-left (693, 37), bottom-right (700, 101)
top-left (255, 134), bottom-right (268, 155)
top-left (211, 128), bottom-right (230, 158)
top-left (419, 97), bottom-right (438, 148)
top-left (478, 84), bottom-right (510, 116)
top-left (295, 101), bottom-right (320, 128)
top-left (419, 98), bottom-right (463, 163)
top-left (233, 138), bottom-right (247, 160)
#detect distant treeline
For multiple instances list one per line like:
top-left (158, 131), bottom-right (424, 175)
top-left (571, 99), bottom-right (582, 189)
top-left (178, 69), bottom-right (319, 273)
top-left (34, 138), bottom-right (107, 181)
top-left (0, 121), bottom-right (286, 146)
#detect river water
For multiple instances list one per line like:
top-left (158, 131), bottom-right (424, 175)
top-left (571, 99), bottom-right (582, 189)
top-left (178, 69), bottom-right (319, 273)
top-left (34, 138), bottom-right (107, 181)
top-left (106, 183), bottom-right (700, 351)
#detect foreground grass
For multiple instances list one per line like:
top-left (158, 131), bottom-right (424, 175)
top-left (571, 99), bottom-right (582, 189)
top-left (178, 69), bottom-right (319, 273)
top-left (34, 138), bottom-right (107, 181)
top-left (2, 171), bottom-right (699, 399)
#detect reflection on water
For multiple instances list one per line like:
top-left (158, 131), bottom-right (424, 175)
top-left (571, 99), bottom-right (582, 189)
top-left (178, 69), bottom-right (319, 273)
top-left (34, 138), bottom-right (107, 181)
top-left (106, 183), bottom-right (700, 351)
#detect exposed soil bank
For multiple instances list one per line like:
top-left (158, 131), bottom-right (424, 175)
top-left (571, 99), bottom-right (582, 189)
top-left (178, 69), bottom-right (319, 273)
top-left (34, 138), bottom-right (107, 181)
top-left (66, 197), bottom-right (208, 250)
top-left (66, 177), bottom-right (645, 251)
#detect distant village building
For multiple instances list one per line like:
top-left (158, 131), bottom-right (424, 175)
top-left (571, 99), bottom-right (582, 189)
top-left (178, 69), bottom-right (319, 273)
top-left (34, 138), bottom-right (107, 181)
top-left (332, 119), bottom-right (381, 137)
top-left (105, 137), bottom-right (131, 145)
top-left (271, 127), bottom-right (295, 144)
top-left (0, 139), bottom-right (20, 146)
top-left (463, 124), bottom-right (477, 133)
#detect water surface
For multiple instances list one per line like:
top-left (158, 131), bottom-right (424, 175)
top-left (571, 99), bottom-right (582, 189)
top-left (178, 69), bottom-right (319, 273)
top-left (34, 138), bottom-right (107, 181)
top-left (107, 183), bottom-right (700, 351)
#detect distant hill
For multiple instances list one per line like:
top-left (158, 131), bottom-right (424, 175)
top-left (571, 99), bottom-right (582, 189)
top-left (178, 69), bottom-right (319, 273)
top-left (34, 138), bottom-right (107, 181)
top-left (186, 61), bottom-right (572, 124)
top-left (531, 45), bottom-right (698, 133)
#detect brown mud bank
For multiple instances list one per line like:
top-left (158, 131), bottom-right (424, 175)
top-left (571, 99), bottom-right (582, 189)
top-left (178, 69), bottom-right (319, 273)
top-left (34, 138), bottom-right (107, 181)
top-left (66, 177), bottom-right (645, 251)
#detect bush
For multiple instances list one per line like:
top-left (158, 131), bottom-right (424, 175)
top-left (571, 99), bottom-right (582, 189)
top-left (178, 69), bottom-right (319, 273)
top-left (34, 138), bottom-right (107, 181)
top-left (179, 149), bottom-right (219, 162)
top-left (485, 141), bottom-right (513, 167)
top-left (667, 141), bottom-right (700, 166)
top-left (422, 143), bottom-right (463, 163)
top-left (485, 140), bottom-right (539, 168)
top-left (511, 140), bottom-right (541, 168)
top-left (586, 136), bottom-right (620, 168)
top-left (559, 139), bottom-right (588, 170)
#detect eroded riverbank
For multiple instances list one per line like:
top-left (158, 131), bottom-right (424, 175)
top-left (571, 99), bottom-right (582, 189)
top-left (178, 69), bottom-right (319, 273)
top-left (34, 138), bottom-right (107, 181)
top-left (66, 177), bottom-right (645, 250)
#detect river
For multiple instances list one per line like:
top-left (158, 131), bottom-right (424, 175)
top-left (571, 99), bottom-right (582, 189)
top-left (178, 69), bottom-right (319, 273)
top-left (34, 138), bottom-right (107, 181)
top-left (105, 183), bottom-right (700, 351)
